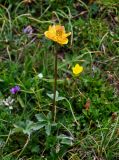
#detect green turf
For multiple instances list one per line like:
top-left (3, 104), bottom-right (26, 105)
top-left (0, 0), bottom-right (119, 159)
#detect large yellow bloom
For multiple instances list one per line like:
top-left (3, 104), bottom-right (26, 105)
top-left (72, 64), bottom-right (83, 75)
top-left (44, 25), bottom-right (71, 45)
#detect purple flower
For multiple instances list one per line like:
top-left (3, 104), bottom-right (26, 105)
top-left (23, 25), bottom-right (33, 37)
top-left (10, 86), bottom-right (20, 94)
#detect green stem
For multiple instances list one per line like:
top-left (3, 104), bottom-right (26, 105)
top-left (17, 135), bottom-right (30, 159)
top-left (64, 98), bottom-right (79, 125)
top-left (52, 47), bottom-right (57, 122)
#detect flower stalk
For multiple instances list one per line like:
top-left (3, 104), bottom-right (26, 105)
top-left (52, 47), bottom-right (57, 122)
top-left (44, 24), bottom-right (71, 122)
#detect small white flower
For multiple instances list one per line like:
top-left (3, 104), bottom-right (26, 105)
top-left (9, 106), bottom-right (13, 110)
top-left (2, 96), bottom-right (14, 109)
top-left (38, 73), bottom-right (43, 79)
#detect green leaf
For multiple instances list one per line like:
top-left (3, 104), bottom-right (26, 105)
top-left (47, 112), bottom-right (52, 120)
top-left (57, 134), bottom-right (74, 146)
top-left (12, 125), bottom-right (24, 134)
top-left (17, 96), bottom-right (25, 108)
top-left (47, 91), bottom-right (65, 101)
top-left (45, 123), bottom-right (51, 136)
top-left (23, 120), bottom-right (34, 135)
top-left (32, 122), bottom-right (46, 131)
top-left (35, 113), bottom-right (47, 122)
top-left (31, 145), bottom-right (40, 153)
top-left (12, 120), bottom-right (36, 136)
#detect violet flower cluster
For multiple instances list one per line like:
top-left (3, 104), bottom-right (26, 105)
top-left (10, 86), bottom-right (20, 94)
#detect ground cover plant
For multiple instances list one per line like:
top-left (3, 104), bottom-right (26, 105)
top-left (0, 0), bottom-right (119, 159)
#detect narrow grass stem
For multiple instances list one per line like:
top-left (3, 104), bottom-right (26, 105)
top-left (64, 98), bottom-right (79, 126)
top-left (52, 47), bottom-right (57, 122)
top-left (17, 135), bottom-right (30, 159)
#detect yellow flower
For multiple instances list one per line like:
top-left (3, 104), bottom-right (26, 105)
top-left (44, 25), bottom-right (71, 45)
top-left (72, 64), bottom-right (83, 75)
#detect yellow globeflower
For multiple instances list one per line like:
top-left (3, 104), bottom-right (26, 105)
top-left (44, 25), bottom-right (71, 45)
top-left (72, 64), bottom-right (83, 75)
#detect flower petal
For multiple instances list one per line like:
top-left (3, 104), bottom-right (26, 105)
top-left (56, 37), bottom-right (68, 44)
top-left (44, 25), bottom-right (71, 45)
top-left (72, 64), bottom-right (83, 75)
top-left (65, 32), bottom-right (71, 37)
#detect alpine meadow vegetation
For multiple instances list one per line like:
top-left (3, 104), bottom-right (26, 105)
top-left (0, 0), bottom-right (119, 160)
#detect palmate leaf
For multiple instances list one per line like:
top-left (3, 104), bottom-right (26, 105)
top-left (12, 120), bottom-right (45, 136)
top-left (12, 120), bottom-right (34, 136)
top-left (23, 120), bottom-right (35, 135)
top-left (35, 112), bottom-right (52, 136)
top-left (12, 113), bottom-right (54, 136)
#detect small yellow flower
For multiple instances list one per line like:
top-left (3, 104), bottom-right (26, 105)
top-left (44, 25), bottom-right (71, 45)
top-left (72, 64), bottom-right (83, 75)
